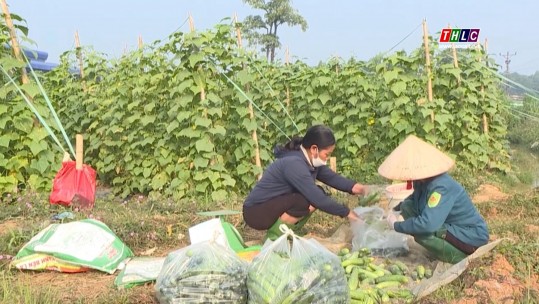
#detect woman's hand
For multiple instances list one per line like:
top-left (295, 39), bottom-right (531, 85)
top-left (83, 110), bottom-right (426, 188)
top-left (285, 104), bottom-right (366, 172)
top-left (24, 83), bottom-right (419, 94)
top-left (347, 210), bottom-right (361, 222)
top-left (351, 183), bottom-right (367, 195)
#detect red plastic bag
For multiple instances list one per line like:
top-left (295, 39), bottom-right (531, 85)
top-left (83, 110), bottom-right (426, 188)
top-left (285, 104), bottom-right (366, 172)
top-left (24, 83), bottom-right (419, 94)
top-left (50, 160), bottom-right (97, 208)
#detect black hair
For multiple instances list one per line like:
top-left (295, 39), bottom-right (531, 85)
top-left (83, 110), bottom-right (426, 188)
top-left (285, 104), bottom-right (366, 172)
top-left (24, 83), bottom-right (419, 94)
top-left (302, 125), bottom-right (335, 150)
top-left (278, 125), bottom-right (336, 152)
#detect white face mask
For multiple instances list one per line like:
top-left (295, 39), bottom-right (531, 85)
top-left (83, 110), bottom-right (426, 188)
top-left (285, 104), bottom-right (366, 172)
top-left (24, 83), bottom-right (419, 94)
top-left (312, 148), bottom-right (327, 167)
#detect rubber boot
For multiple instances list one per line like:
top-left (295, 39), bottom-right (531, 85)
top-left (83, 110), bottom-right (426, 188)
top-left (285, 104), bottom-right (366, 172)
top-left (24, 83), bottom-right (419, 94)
top-left (414, 234), bottom-right (468, 264)
top-left (291, 213), bottom-right (312, 236)
top-left (264, 219), bottom-right (287, 241)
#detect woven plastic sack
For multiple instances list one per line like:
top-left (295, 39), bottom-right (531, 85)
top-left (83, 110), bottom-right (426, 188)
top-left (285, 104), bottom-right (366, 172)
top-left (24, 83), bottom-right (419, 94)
top-left (155, 241), bottom-right (248, 304)
top-left (12, 219), bottom-right (133, 274)
top-left (247, 225), bottom-right (349, 304)
top-left (351, 207), bottom-right (409, 257)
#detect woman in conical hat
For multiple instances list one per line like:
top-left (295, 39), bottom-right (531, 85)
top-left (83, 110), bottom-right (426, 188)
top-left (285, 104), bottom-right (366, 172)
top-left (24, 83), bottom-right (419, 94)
top-left (379, 135), bottom-right (489, 263)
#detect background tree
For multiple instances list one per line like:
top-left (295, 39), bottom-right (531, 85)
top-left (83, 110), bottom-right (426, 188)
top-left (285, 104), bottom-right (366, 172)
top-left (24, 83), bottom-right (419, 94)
top-left (242, 0), bottom-right (307, 63)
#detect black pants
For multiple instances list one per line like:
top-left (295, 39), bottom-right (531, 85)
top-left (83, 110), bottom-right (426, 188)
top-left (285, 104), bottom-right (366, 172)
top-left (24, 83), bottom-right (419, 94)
top-left (243, 193), bottom-right (310, 230)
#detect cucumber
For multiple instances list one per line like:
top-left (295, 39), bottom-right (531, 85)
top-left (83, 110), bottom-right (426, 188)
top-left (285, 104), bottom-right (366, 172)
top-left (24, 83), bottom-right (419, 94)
top-left (416, 265), bottom-right (426, 279)
top-left (375, 280), bottom-right (403, 289)
top-left (388, 264), bottom-right (403, 275)
top-left (348, 267), bottom-right (360, 290)
top-left (339, 247), bottom-right (350, 256)
top-left (350, 289), bottom-right (368, 300)
top-left (375, 274), bottom-right (409, 284)
top-left (342, 257), bottom-right (365, 267)
top-left (393, 261), bottom-right (409, 274)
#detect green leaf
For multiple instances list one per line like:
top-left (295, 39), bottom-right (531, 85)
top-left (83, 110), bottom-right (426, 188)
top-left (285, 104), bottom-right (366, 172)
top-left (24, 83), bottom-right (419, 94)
top-left (20, 83), bottom-right (42, 98)
top-left (13, 116), bottom-right (33, 133)
top-left (179, 128), bottom-right (201, 138)
top-left (390, 81), bottom-right (407, 96)
top-left (193, 157), bottom-right (209, 168)
top-left (177, 111), bottom-right (192, 122)
top-left (211, 189), bottom-right (228, 201)
top-left (0, 115), bottom-right (10, 129)
top-left (0, 135), bottom-right (10, 148)
top-left (195, 181), bottom-right (209, 193)
top-left (144, 102), bottom-right (156, 113)
top-left (27, 140), bottom-right (46, 155)
top-left (143, 167), bottom-right (152, 178)
top-left (0, 175), bottom-right (18, 186)
top-left (209, 125), bottom-right (226, 136)
top-left (0, 104), bottom-right (8, 114)
top-left (140, 115), bottom-right (156, 126)
top-left (166, 120), bottom-right (179, 133)
top-left (422, 121), bottom-right (435, 133)
top-left (151, 172), bottom-right (168, 190)
top-left (241, 118), bottom-right (257, 132)
top-left (318, 92), bottom-right (331, 105)
top-left (194, 117), bottom-right (212, 128)
top-left (353, 137), bottom-right (368, 149)
top-left (195, 139), bottom-right (214, 152)
top-left (189, 53), bottom-right (205, 67)
top-left (383, 70), bottom-right (399, 84)
top-left (29, 158), bottom-right (49, 174)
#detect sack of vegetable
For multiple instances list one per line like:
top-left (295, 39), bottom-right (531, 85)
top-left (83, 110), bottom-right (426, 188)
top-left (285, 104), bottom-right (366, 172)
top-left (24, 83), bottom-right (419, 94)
top-left (155, 241), bottom-right (248, 304)
top-left (351, 207), bottom-right (409, 258)
top-left (247, 225), bottom-right (349, 304)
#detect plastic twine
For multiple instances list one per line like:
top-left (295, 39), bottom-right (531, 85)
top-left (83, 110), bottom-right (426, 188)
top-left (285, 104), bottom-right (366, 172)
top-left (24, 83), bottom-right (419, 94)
top-left (0, 65), bottom-right (66, 154)
top-left (22, 52), bottom-right (76, 157)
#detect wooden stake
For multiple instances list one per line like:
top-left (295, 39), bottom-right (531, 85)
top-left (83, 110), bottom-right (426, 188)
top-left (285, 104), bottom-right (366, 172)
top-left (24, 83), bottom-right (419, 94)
top-left (329, 157), bottom-right (337, 172)
top-left (188, 13), bottom-right (195, 32)
top-left (76, 134), bottom-right (84, 170)
top-left (1, 0), bottom-right (29, 84)
top-left (447, 24), bottom-right (461, 85)
top-left (329, 157), bottom-right (337, 194)
top-left (285, 46), bottom-right (291, 108)
top-left (234, 14), bottom-right (262, 180)
top-left (422, 19), bottom-right (434, 123)
top-left (234, 13), bottom-right (242, 48)
top-left (478, 41), bottom-right (489, 134)
top-left (74, 31), bottom-right (87, 91)
top-left (138, 35), bottom-right (143, 49)
top-left (285, 87), bottom-right (291, 109)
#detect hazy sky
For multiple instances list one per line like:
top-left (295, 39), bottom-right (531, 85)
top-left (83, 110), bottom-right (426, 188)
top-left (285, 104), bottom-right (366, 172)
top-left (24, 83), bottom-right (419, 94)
top-left (7, 0), bottom-right (539, 75)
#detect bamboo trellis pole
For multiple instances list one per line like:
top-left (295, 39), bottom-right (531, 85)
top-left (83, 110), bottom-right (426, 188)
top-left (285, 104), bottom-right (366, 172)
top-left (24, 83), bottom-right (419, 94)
top-left (479, 39), bottom-right (489, 134)
top-left (138, 35), bottom-right (143, 49)
top-left (234, 14), bottom-right (262, 180)
top-left (188, 13), bottom-right (195, 32)
top-left (1, 0), bottom-right (29, 84)
top-left (422, 19), bottom-right (434, 123)
top-left (285, 46), bottom-right (291, 108)
top-left (74, 31), bottom-right (87, 91)
top-left (449, 24), bottom-right (461, 85)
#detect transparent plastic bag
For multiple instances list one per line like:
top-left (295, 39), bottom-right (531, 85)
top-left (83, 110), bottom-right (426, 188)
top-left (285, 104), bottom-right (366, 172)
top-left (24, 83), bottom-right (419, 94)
top-left (351, 207), bottom-right (409, 258)
top-left (247, 225), bottom-right (349, 304)
top-left (155, 241), bottom-right (248, 304)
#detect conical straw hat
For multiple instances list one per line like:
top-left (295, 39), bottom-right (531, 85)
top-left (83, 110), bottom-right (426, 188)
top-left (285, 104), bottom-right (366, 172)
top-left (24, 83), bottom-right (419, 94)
top-left (378, 135), bottom-right (455, 180)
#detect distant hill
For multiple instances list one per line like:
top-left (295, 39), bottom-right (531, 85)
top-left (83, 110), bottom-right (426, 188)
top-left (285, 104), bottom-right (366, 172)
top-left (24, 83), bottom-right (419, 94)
top-left (504, 71), bottom-right (539, 96)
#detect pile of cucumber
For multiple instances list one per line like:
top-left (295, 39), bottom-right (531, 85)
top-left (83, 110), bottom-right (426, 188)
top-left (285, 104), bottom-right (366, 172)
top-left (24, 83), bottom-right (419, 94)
top-left (339, 247), bottom-right (433, 303)
top-left (155, 243), bottom-right (248, 304)
top-left (247, 250), bottom-right (349, 303)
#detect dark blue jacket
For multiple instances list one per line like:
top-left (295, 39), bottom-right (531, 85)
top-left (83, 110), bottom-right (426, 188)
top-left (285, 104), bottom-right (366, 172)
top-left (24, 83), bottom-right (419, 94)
top-left (243, 149), bottom-right (356, 217)
top-left (394, 173), bottom-right (489, 247)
